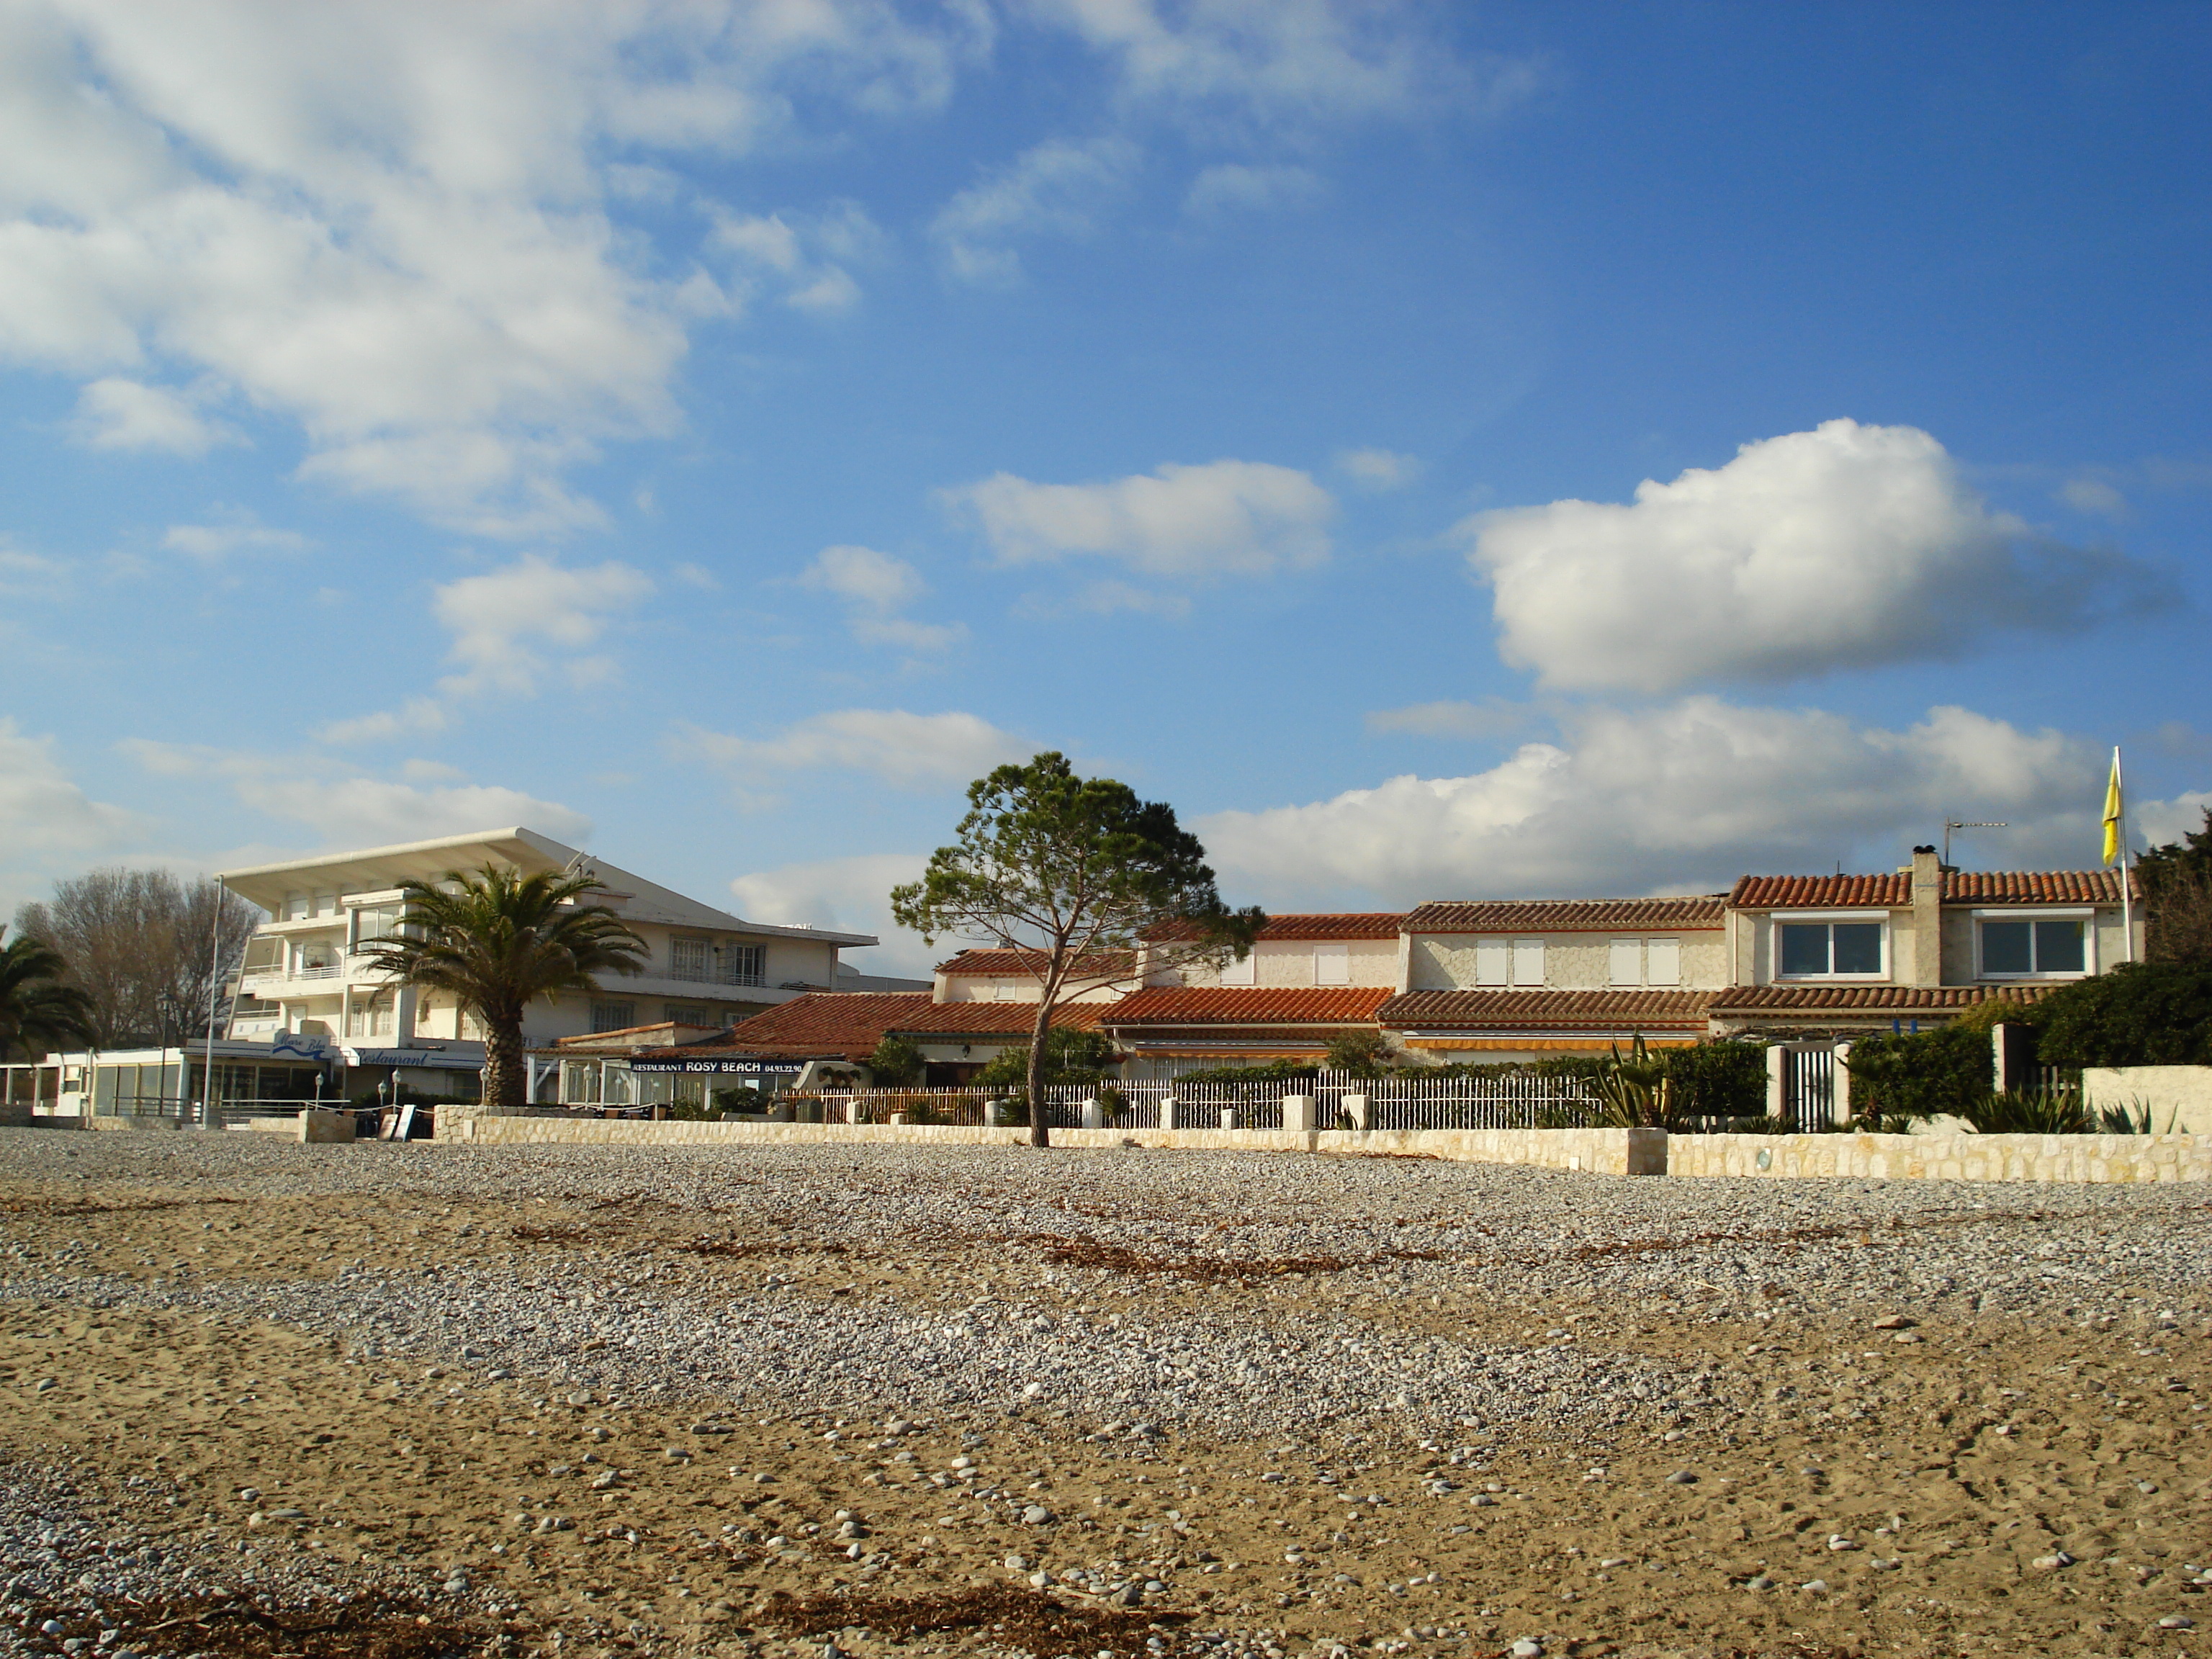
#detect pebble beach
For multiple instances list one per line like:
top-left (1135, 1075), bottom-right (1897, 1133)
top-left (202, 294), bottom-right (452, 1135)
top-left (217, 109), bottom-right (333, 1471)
top-left (1, 1130), bottom-right (2207, 1659)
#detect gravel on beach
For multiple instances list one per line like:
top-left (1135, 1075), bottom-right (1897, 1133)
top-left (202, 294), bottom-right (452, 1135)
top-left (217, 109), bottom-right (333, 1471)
top-left (2, 1130), bottom-right (2208, 1659)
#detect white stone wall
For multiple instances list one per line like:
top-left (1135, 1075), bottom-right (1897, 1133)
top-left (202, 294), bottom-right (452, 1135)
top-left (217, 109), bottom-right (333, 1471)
top-left (1669, 1131), bottom-right (2212, 1183)
top-left (2082, 1066), bottom-right (2212, 1134)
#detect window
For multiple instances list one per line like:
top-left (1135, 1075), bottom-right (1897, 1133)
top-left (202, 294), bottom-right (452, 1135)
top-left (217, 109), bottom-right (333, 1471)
top-left (1647, 938), bottom-right (1681, 986)
top-left (1473, 938), bottom-right (1511, 986)
top-left (1511, 938), bottom-right (1545, 986)
top-left (1313, 943), bottom-right (1350, 986)
top-left (1219, 950), bottom-right (1254, 986)
top-left (1776, 918), bottom-right (1886, 978)
top-left (665, 1004), bottom-right (717, 1026)
top-left (591, 1000), bottom-right (637, 1033)
top-left (670, 937), bottom-right (712, 982)
top-left (1978, 916), bottom-right (2087, 978)
top-left (1609, 940), bottom-right (1642, 986)
top-left (719, 943), bottom-right (766, 986)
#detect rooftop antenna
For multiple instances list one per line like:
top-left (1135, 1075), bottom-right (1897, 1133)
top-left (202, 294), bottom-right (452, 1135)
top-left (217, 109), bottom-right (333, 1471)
top-left (1943, 819), bottom-right (2008, 867)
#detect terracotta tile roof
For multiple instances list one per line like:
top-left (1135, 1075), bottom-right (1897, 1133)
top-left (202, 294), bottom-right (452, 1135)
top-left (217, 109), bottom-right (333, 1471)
top-left (1728, 870), bottom-right (2131, 909)
top-left (701, 992), bottom-right (1107, 1059)
top-left (1709, 983), bottom-right (2062, 1013)
top-left (933, 948), bottom-right (1136, 979)
top-left (1402, 897), bottom-right (1727, 934)
top-left (1379, 989), bottom-right (1716, 1030)
top-left (1101, 986), bottom-right (1393, 1026)
top-left (1147, 912), bottom-right (1404, 942)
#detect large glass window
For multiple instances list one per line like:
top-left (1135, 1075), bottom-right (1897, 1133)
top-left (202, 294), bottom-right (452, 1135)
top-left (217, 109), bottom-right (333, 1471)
top-left (719, 944), bottom-right (765, 986)
top-left (1777, 920), bottom-right (1885, 977)
top-left (1980, 918), bottom-right (2086, 976)
top-left (671, 938), bottom-right (712, 981)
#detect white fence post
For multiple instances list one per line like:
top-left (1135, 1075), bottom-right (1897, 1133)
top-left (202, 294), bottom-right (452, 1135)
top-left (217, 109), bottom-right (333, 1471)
top-left (1160, 1094), bottom-right (1180, 1130)
top-left (1281, 1093), bottom-right (1315, 1133)
top-left (1220, 1106), bottom-right (1241, 1131)
top-left (1833, 1043), bottom-right (1853, 1124)
top-left (1765, 1046), bottom-right (1787, 1119)
top-left (1080, 1096), bottom-right (1104, 1129)
top-left (1343, 1092), bottom-right (1370, 1131)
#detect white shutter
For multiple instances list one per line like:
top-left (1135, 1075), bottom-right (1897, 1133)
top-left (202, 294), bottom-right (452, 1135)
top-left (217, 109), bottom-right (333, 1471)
top-left (1646, 938), bottom-right (1681, 986)
top-left (1609, 940), bottom-right (1642, 986)
top-left (1313, 943), bottom-right (1350, 986)
top-left (1511, 938), bottom-right (1545, 986)
top-left (1474, 938), bottom-right (1511, 986)
top-left (1219, 950), bottom-right (1254, 986)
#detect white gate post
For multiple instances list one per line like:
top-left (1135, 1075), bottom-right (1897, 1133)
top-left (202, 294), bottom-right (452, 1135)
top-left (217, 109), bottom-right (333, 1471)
top-left (1282, 1094), bottom-right (1315, 1133)
top-left (1766, 1045), bottom-right (1787, 1119)
top-left (1833, 1043), bottom-right (1853, 1124)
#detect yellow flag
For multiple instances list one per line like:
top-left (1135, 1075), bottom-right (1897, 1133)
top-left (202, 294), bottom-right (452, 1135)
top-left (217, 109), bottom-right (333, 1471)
top-left (2101, 749), bottom-right (2123, 866)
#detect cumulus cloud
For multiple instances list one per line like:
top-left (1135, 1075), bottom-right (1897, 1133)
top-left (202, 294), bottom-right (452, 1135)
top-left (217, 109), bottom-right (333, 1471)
top-left (0, 719), bottom-right (144, 858)
top-left (2057, 475), bottom-right (2128, 521)
top-left (72, 379), bottom-right (236, 456)
top-left (711, 199), bottom-right (884, 315)
top-left (0, 3), bottom-right (974, 529)
top-left (433, 554), bottom-right (656, 697)
top-left (122, 739), bottom-right (590, 846)
top-left (1462, 419), bottom-right (2167, 694)
top-left (729, 851), bottom-right (934, 976)
top-left (315, 699), bottom-right (451, 747)
top-left (948, 458), bottom-right (1335, 577)
top-left (682, 709), bottom-right (1030, 790)
top-left (1204, 698), bottom-right (2108, 905)
top-left (931, 135), bottom-right (1139, 284)
top-left (1184, 162), bottom-right (1323, 215)
top-left (1364, 698), bottom-right (1535, 739)
top-left (799, 544), bottom-right (966, 654)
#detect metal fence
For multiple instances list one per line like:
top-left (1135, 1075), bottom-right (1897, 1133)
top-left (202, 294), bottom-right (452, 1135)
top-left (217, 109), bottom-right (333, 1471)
top-left (799, 1069), bottom-right (1601, 1133)
top-left (1778, 1046), bottom-right (1836, 1133)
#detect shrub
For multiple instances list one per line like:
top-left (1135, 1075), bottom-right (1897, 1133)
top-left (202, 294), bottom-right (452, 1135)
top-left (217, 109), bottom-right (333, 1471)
top-left (1323, 1030), bottom-right (1395, 1078)
top-left (864, 1035), bottom-right (925, 1087)
top-left (1844, 1021), bottom-right (1995, 1120)
top-left (1663, 1039), bottom-right (1766, 1119)
top-left (2028, 961), bottom-right (2212, 1067)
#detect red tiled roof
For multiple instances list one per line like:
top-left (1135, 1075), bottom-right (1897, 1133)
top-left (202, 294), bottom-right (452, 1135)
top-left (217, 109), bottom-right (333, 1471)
top-left (1402, 897), bottom-right (1726, 934)
top-left (1148, 912), bottom-right (1403, 942)
top-left (702, 992), bottom-right (1106, 1059)
top-left (1728, 870), bottom-right (2131, 908)
top-left (1378, 989), bottom-right (1716, 1030)
top-left (1709, 984), bottom-right (2062, 1013)
top-left (1102, 986), bottom-right (1393, 1026)
top-left (933, 948), bottom-right (1136, 979)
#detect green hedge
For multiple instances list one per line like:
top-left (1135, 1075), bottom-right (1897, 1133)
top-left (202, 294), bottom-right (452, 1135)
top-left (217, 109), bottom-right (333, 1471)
top-left (2027, 961), bottom-right (2212, 1067)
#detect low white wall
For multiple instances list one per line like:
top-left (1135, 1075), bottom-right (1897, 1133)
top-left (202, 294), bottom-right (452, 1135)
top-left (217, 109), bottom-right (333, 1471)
top-left (2081, 1065), bottom-right (2212, 1134)
top-left (1670, 1131), bottom-right (2212, 1184)
top-left (441, 1114), bottom-right (1663, 1173)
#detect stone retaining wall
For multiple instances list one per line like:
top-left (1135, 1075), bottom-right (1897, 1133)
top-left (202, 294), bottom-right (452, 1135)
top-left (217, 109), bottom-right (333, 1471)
top-left (1668, 1131), bottom-right (2212, 1183)
top-left (443, 1114), bottom-right (1663, 1174)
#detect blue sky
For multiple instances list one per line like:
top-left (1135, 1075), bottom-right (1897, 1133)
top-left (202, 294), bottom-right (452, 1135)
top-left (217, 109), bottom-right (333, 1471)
top-left (3, 1), bottom-right (2208, 973)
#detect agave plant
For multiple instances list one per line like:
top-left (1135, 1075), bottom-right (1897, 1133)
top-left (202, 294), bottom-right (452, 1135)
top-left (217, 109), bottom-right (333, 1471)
top-left (1592, 1034), bottom-right (1673, 1129)
top-left (1959, 1089), bottom-right (2093, 1135)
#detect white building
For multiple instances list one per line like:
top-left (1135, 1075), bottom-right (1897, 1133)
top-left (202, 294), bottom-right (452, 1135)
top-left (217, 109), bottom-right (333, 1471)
top-left (215, 827), bottom-right (883, 1099)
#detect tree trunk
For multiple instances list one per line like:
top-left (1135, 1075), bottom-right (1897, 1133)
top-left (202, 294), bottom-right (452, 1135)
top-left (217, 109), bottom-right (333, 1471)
top-left (1026, 976), bottom-right (1061, 1149)
top-left (482, 1016), bottom-right (526, 1112)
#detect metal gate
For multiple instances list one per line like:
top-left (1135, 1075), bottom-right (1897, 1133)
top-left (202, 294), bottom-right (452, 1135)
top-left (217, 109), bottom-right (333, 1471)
top-left (1780, 1045), bottom-right (1837, 1131)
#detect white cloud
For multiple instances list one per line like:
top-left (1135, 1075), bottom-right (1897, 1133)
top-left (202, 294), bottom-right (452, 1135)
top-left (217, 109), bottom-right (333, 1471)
top-left (803, 544), bottom-right (928, 612)
top-left (1030, 0), bottom-right (1537, 127)
top-left (315, 698), bottom-right (451, 747)
top-left (683, 709), bottom-right (1030, 790)
top-left (0, 3), bottom-right (975, 529)
top-left (1204, 698), bottom-right (2108, 905)
top-left (948, 457), bottom-right (1335, 577)
top-left (122, 739), bottom-right (590, 846)
top-left (799, 544), bottom-right (966, 654)
top-left (1336, 445), bottom-right (1422, 490)
top-left (72, 379), bottom-right (235, 456)
top-left (729, 851), bottom-right (934, 976)
top-left (433, 554), bottom-right (655, 697)
top-left (0, 543), bottom-right (67, 600)
top-left (1463, 419), bottom-right (2164, 694)
top-left (1364, 697), bottom-right (1534, 739)
top-left (1184, 162), bottom-right (1323, 215)
top-left (160, 509), bottom-right (310, 559)
top-left (2134, 790), bottom-right (2212, 853)
top-left (2058, 475), bottom-right (2129, 521)
top-left (710, 199), bottom-right (882, 315)
top-left (930, 135), bottom-right (1138, 285)
top-left (0, 719), bottom-right (144, 858)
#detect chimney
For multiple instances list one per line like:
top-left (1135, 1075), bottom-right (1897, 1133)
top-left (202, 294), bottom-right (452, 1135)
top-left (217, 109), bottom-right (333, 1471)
top-left (1909, 845), bottom-right (1943, 986)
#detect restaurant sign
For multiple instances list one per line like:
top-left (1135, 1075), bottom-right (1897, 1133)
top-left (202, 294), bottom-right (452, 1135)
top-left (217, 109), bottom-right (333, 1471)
top-left (626, 1055), bottom-right (807, 1076)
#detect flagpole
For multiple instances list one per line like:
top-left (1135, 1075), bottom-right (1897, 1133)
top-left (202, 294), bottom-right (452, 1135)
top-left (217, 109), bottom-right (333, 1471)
top-left (2116, 746), bottom-right (2134, 964)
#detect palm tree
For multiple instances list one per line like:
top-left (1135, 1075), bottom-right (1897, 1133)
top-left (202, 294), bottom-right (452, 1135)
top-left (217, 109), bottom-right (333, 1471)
top-left (0, 930), bottom-right (98, 1062)
top-left (360, 865), bottom-right (647, 1112)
